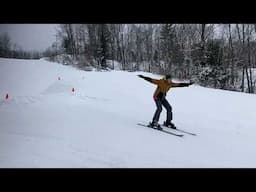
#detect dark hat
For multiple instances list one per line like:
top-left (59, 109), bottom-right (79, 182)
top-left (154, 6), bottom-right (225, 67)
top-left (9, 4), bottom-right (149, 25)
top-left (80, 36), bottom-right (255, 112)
top-left (165, 74), bottom-right (171, 80)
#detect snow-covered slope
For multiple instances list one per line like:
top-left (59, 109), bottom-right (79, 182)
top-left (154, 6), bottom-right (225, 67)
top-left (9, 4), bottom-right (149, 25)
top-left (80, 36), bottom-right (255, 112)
top-left (1, 57), bottom-right (256, 168)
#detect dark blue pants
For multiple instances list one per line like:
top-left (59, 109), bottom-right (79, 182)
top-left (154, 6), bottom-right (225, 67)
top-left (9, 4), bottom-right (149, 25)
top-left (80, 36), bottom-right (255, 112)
top-left (152, 97), bottom-right (173, 123)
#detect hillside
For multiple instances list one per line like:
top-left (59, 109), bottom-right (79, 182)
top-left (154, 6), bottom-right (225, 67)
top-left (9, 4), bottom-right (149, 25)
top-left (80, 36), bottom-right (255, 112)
top-left (0, 58), bottom-right (256, 168)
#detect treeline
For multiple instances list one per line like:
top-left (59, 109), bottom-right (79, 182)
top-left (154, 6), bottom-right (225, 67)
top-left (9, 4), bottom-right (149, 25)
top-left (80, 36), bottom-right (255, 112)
top-left (0, 33), bottom-right (42, 59)
top-left (47, 24), bottom-right (256, 93)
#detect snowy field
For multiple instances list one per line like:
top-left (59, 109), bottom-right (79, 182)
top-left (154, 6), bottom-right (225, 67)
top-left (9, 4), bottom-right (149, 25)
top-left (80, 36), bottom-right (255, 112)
top-left (1, 57), bottom-right (256, 168)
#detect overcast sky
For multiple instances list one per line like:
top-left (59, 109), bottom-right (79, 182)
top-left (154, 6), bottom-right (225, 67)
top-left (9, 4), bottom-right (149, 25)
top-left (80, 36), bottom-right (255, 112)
top-left (0, 24), bottom-right (58, 52)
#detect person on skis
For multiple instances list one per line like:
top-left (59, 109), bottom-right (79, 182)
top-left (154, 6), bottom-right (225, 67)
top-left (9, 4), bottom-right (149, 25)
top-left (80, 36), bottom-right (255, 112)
top-left (138, 74), bottom-right (193, 129)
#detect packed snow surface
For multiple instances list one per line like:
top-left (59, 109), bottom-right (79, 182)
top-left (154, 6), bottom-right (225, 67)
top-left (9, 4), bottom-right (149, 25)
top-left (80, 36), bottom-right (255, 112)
top-left (1, 58), bottom-right (256, 168)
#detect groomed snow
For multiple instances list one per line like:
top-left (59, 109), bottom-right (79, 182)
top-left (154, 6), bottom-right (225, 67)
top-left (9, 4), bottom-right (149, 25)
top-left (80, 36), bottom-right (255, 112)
top-left (1, 57), bottom-right (256, 168)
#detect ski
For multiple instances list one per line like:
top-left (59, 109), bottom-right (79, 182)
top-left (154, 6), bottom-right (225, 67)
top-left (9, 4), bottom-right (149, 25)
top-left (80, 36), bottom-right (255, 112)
top-left (161, 125), bottom-right (197, 136)
top-left (137, 123), bottom-right (184, 137)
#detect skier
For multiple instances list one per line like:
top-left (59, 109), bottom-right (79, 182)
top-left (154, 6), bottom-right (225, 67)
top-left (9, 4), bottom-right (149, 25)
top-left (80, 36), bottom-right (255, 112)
top-left (138, 74), bottom-right (193, 129)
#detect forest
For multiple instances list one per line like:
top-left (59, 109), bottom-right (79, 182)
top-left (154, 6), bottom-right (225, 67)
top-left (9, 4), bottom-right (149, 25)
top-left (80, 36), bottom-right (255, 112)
top-left (1, 24), bottom-right (256, 93)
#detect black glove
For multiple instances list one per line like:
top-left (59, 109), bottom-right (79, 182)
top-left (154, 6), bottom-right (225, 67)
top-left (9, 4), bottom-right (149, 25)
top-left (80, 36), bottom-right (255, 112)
top-left (188, 81), bottom-right (194, 86)
top-left (179, 83), bottom-right (190, 87)
top-left (138, 75), bottom-right (152, 82)
top-left (180, 81), bottom-right (194, 87)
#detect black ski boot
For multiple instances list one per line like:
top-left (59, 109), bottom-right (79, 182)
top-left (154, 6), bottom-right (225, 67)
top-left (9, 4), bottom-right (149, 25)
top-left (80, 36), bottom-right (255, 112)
top-left (163, 121), bottom-right (176, 129)
top-left (149, 121), bottom-right (162, 130)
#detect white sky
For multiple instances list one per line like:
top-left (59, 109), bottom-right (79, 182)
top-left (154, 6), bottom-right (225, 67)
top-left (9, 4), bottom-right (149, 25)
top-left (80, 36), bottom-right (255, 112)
top-left (0, 24), bottom-right (58, 52)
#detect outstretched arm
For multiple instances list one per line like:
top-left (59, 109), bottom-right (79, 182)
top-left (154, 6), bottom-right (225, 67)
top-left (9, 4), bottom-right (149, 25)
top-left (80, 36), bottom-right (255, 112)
top-left (137, 75), bottom-right (159, 85)
top-left (171, 81), bottom-right (194, 87)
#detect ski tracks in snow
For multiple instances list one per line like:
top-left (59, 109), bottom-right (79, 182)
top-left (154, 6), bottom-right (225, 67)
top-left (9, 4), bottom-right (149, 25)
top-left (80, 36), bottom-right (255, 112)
top-left (0, 95), bottom-right (44, 107)
top-left (77, 94), bottom-right (109, 102)
top-left (41, 80), bottom-right (110, 102)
